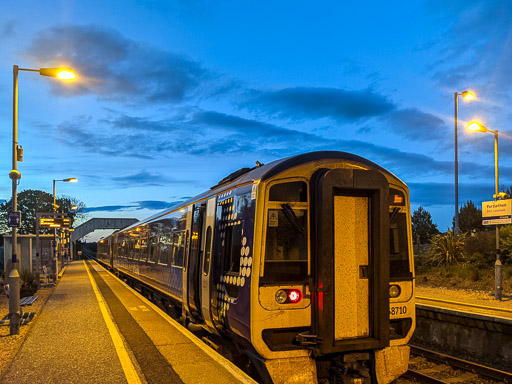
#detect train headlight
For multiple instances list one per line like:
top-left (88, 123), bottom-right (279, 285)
top-left (275, 289), bottom-right (302, 304)
top-left (389, 285), bottom-right (401, 298)
top-left (275, 289), bottom-right (288, 304)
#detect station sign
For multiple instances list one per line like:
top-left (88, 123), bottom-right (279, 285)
top-left (482, 199), bottom-right (512, 225)
top-left (39, 217), bottom-right (71, 228)
top-left (7, 212), bottom-right (21, 228)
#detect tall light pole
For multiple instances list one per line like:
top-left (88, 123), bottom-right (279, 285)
top-left (467, 121), bottom-right (502, 300)
top-left (8, 65), bottom-right (76, 335)
top-left (53, 178), bottom-right (78, 275)
top-left (454, 90), bottom-right (475, 234)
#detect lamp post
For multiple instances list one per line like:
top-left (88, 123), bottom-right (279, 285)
top-left (8, 65), bottom-right (76, 335)
top-left (454, 90), bottom-right (475, 234)
top-left (467, 121), bottom-right (502, 300)
top-left (52, 178), bottom-right (77, 275)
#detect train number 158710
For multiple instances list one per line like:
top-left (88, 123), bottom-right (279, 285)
top-left (390, 306), bottom-right (407, 316)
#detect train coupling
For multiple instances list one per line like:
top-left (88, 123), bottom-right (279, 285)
top-left (295, 332), bottom-right (321, 346)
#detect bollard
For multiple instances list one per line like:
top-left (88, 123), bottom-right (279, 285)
top-left (8, 268), bottom-right (21, 335)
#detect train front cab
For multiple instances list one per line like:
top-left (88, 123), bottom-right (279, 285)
top-left (251, 162), bottom-right (414, 384)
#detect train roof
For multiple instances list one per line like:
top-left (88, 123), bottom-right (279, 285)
top-left (121, 151), bottom-right (403, 230)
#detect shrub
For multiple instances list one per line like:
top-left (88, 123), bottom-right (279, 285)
top-left (428, 232), bottom-right (465, 266)
top-left (20, 268), bottom-right (36, 288)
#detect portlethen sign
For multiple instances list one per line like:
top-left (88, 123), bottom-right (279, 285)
top-left (482, 199), bottom-right (512, 225)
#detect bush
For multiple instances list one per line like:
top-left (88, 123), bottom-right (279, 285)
top-left (428, 232), bottom-right (465, 266)
top-left (20, 268), bottom-right (36, 288)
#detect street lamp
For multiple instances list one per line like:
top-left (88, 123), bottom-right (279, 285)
top-left (467, 121), bottom-right (502, 300)
top-left (52, 178), bottom-right (78, 276)
top-left (8, 65), bottom-right (76, 335)
top-left (454, 90), bottom-right (475, 234)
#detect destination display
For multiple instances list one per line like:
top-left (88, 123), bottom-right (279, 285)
top-left (39, 217), bottom-right (71, 227)
top-left (482, 199), bottom-right (512, 225)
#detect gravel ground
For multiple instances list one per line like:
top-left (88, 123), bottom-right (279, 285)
top-left (0, 284), bottom-right (55, 375)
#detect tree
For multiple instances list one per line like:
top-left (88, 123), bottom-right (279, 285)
top-left (412, 206), bottom-right (439, 244)
top-left (0, 189), bottom-right (87, 235)
top-left (457, 200), bottom-right (483, 233)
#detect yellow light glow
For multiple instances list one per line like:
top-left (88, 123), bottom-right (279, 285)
top-left (462, 91), bottom-right (474, 100)
top-left (57, 70), bottom-right (76, 80)
top-left (467, 121), bottom-right (483, 131)
top-left (68, 178), bottom-right (78, 182)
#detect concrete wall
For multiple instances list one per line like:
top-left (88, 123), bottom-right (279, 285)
top-left (411, 305), bottom-right (512, 372)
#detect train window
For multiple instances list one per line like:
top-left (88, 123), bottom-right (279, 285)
top-left (148, 236), bottom-right (158, 263)
top-left (159, 234), bottom-right (172, 264)
top-left (139, 238), bottom-right (148, 261)
top-left (172, 231), bottom-right (185, 266)
top-left (389, 207), bottom-right (412, 279)
top-left (263, 205), bottom-right (308, 283)
top-left (223, 222), bottom-right (242, 274)
top-left (269, 181), bottom-right (307, 202)
top-left (203, 226), bottom-right (212, 275)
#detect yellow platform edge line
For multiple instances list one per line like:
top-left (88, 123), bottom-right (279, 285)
top-left (91, 260), bottom-right (257, 384)
top-left (416, 295), bottom-right (512, 314)
top-left (84, 260), bottom-right (142, 384)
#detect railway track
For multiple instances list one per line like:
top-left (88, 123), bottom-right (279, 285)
top-left (402, 345), bottom-right (512, 384)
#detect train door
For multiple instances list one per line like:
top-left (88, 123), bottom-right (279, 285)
top-left (186, 202), bottom-right (206, 320)
top-left (200, 197), bottom-right (217, 332)
top-left (310, 168), bottom-right (389, 355)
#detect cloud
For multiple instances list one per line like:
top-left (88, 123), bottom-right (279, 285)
top-left (0, 21), bottom-right (15, 39)
top-left (23, 25), bottom-right (210, 103)
top-left (427, 1), bottom-right (512, 98)
top-left (83, 200), bottom-right (183, 213)
top-left (409, 181), bottom-right (496, 207)
top-left (244, 87), bottom-right (395, 121)
top-left (383, 108), bottom-right (447, 141)
top-left (57, 109), bottom-right (512, 182)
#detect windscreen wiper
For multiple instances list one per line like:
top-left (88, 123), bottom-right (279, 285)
top-left (281, 203), bottom-right (306, 235)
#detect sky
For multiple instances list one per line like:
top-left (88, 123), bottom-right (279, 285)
top-left (0, 0), bottom-right (511, 240)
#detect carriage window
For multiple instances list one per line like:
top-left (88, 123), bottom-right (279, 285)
top-left (389, 209), bottom-right (411, 278)
top-left (149, 236), bottom-right (158, 263)
top-left (223, 223), bottom-right (242, 274)
top-left (172, 231), bottom-right (185, 266)
top-left (389, 188), bottom-right (411, 279)
top-left (269, 181), bottom-right (307, 202)
top-left (203, 226), bottom-right (212, 275)
top-left (159, 234), bottom-right (172, 264)
top-left (263, 181), bottom-right (308, 284)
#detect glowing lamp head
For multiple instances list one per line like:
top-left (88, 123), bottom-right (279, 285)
top-left (57, 70), bottom-right (76, 80)
top-left (462, 91), bottom-right (474, 100)
top-left (467, 121), bottom-right (488, 132)
top-left (39, 67), bottom-right (77, 80)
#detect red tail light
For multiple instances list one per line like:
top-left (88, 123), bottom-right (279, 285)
top-left (287, 289), bottom-right (302, 303)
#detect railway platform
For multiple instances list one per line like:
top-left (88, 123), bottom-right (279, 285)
top-left (0, 260), bottom-right (256, 384)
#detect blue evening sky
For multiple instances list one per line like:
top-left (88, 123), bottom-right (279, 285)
top-left (0, 0), bottom-right (511, 239)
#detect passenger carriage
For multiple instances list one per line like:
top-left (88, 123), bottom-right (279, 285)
top-left (97, 151), bottom-right (415, 383)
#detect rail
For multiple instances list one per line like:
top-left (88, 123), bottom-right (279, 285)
top-left (405, 345), bottom-right (512, 384)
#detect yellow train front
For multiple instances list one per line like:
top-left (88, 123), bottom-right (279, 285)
top-left (249, 152), bottom-right (414, 384)
top-left (97, 151), bottom-right (415, 384)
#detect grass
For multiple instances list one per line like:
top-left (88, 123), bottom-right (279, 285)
top-left (415, 259), bottom-right (512, 293)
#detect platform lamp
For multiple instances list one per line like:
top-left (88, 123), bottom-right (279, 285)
top-left (467, 121), bottom-right (503, 301)
top-left (8, 66), bottom-right (76, 335)
top-left (454, 91), bottom-right (475, 234)
top-left (52, 178), bottom-right (78, 276)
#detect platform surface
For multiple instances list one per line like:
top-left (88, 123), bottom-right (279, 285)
top-left (0, 260), bottom-right (256, 384)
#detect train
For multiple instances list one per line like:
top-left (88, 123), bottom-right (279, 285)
top-left (97, 151), bottom-right (415, 384)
